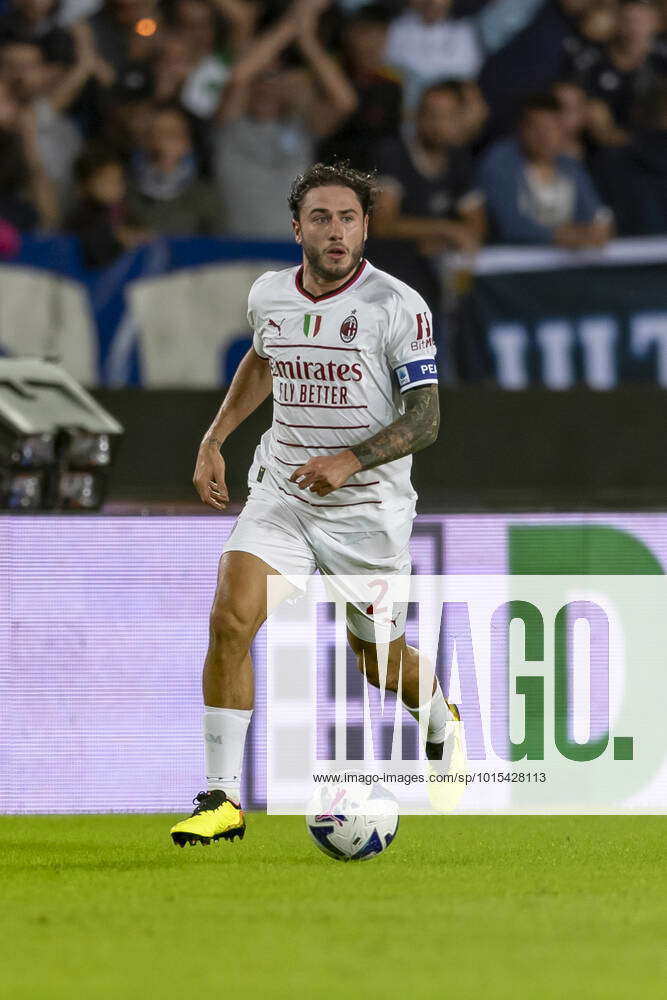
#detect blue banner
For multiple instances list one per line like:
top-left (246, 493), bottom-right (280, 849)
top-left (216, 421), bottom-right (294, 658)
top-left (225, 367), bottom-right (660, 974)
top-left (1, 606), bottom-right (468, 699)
top-left (4, 236), bottom-right (301, 386)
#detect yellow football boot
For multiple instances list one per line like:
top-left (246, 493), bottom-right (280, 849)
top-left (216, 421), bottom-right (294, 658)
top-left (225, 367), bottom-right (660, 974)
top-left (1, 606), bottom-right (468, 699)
top-left (425, 702), bottom-right (467, 814)
top-left (170, 790), bottom-right (246, 847)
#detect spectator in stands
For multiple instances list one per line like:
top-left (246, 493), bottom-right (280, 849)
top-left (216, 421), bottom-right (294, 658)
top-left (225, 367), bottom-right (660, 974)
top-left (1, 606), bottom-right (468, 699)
top-left (98, 90), bottom-right (152, 159)
top-left (120, 29), bottom-right (213, 170)
top-left (595, 82), bottom-right (667, 233)
top-left (561, 1), bottom-right (621, 78)
top-left (127, 102), bottom-right (220, 234)
top-left (479, 93), bottom-right (613, 247)
top-left (213, 0), bottom-right (358, 238)
top-left (172, 0), bottom-right (256, 120)
top-left (66, 147), bottom-right (148, 265)
top-left (149, 29), bottom-right (196, 104)
top-left (384, 0), bottom-right (545, 109)
top-left (480, 0), bottom-right (604, 140)
top-left (552, 75), bottom-right (628, 160)
top-left (551, 80), bottom-right (617, 164)
top-left (0, 76), bottom-right (57, 229)
top-left (0, 38), bottom-right (82, 201)
top-left (0, 8), bottom-right (115, 138)
top-left (575, 0), bottom-right (667, 132)
top-left (318, 3), bottom-right (402, 170)
top-left (46, 19), bottom-right (116, 136)
top-left (572, 0), bottom-right (620, 55)
top-left (0, 1), bottom-right (76, 64)
top-left (369, 79), bottom-right (485, 311)
top-left (118, 4), bottom-right (255, 170)
top-left (90, 0), bottom-right (159, 84)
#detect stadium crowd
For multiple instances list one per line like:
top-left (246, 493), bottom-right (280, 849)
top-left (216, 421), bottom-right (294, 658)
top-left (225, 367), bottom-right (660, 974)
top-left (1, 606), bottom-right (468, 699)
top-left (1, 0), bottom-right (667, 309)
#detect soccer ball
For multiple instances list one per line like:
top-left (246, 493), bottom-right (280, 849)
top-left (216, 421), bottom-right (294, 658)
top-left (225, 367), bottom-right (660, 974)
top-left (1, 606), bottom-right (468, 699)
top-left (306, 779), bottom-right (399, 862)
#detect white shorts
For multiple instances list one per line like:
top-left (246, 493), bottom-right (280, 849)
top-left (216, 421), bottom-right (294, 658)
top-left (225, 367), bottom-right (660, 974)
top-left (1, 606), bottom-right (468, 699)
top-left (223, 481), bottom-right (412, 642)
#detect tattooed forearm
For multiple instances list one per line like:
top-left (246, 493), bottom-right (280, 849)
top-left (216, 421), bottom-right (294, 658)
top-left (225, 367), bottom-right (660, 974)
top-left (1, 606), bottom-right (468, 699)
top-left (351, 385), bottom-right (440, 470)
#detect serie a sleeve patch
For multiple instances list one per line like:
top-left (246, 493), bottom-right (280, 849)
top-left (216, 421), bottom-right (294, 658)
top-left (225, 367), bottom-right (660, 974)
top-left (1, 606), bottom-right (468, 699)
top-left (394, 357), bottom-right (438, 392)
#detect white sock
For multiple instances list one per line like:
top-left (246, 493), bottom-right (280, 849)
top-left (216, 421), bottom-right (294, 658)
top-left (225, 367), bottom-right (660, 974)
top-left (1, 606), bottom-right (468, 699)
top-left (403, 682), bottom-right (454, 744)
top-left (203, 706), bottom-right (252, 804)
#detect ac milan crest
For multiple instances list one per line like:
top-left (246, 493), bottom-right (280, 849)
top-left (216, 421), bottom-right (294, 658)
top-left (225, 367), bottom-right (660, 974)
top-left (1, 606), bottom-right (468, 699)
top-left (340, 313), bottom-right (358, 343)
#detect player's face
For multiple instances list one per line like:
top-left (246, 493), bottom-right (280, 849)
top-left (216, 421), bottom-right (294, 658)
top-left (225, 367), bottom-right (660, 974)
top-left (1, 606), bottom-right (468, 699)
top-left (293, 185), bottom-right (368, 283)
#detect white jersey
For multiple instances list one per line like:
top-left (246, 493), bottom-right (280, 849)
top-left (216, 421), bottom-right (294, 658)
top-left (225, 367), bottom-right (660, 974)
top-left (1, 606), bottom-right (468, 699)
top-left (248, 258), bottom-right (438, 531)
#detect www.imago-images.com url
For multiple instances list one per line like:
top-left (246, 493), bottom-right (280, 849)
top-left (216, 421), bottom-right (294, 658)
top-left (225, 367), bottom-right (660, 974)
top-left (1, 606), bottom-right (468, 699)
top-left (312, 772), bottom-right (549, 786)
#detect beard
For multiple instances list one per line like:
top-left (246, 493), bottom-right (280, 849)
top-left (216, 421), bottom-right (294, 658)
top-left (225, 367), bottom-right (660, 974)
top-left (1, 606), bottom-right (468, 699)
top-left (302, 236), bottom-right (365, 283)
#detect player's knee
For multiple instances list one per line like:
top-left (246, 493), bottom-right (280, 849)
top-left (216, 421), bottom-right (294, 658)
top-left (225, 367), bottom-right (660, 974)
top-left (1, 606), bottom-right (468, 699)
top-left (209, 602), bottom-right (255, 650)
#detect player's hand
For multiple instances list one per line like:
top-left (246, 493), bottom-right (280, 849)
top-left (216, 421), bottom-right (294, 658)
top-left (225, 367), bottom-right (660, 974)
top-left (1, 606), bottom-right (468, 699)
top-left (289, 450), bottom-right (362, 496)
top-left (193, 437), bottom-right (229, 510)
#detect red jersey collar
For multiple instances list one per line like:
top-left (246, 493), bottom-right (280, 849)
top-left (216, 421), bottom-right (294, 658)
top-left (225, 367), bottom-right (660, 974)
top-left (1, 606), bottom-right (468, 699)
top-left (295, 259), bottom-right (367, 303)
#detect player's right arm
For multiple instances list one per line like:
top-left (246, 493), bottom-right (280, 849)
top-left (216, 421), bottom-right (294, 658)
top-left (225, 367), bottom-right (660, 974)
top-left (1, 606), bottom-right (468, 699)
top-left (193, 347), bottom-right (272, 510)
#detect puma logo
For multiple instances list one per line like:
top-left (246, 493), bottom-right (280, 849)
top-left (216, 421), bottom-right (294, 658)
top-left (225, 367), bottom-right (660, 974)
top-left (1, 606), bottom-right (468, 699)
top-left (267, 317), bottom-right (285, 335)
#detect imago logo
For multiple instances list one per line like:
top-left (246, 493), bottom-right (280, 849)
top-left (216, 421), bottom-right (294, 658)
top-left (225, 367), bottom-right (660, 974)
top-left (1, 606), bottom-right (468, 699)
top-left (412, 312), bottom-right (434, 351)
top-left (340, 312), bottom-right (358, 343)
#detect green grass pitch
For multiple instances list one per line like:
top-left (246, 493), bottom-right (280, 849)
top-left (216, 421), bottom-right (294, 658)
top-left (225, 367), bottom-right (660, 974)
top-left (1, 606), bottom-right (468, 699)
top-left (1, 814), bottom-right (665, 999)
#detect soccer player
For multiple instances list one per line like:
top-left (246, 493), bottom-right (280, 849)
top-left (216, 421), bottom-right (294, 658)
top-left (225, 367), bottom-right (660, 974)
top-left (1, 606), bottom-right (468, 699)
top-left (170, 162), bottom-right (459, 847)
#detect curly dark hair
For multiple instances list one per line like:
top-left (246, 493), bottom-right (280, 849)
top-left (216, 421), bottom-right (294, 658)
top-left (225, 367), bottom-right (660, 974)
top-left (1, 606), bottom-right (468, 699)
top-left (288, 161), bottom-right (379, 220)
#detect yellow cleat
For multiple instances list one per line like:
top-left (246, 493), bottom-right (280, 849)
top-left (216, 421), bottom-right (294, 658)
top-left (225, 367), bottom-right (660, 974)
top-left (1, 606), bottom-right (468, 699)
top-left (425, 702), bottom-right (467, 814)
top-left (170, 790), bottom-right (246, 847)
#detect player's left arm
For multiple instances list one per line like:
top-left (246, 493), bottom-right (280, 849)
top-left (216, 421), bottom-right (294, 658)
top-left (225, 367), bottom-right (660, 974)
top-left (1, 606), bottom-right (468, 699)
top-left (289, 385), bottom-right (439, 497)
top-left (350, 385), bottom-right (440, 469)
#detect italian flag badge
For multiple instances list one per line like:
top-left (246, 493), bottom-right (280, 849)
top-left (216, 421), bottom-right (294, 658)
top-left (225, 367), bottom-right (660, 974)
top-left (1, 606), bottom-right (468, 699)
top-left (303, 313), bottom-right (323, 338)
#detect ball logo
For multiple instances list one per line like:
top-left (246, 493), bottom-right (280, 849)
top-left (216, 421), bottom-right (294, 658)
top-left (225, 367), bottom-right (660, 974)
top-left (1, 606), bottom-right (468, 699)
top-left (340, 313), bottom-right (358, 343)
